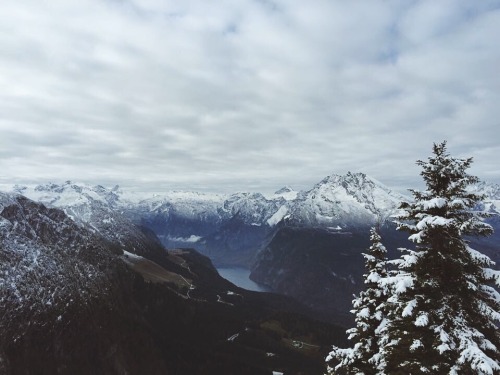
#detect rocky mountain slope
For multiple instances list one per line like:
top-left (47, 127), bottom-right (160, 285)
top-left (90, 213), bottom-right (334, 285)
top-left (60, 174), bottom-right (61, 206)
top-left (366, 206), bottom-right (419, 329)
top-left (285, 172), bottom-right (406, 227)
top-left (0, 192), bottom-right (120, 335)
top-left (0, 192), bottom-right (348, 374)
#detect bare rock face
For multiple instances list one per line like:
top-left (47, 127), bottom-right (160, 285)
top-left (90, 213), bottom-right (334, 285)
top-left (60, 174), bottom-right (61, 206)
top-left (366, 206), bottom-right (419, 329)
top-left (0, 193), bottom-right (119, 331)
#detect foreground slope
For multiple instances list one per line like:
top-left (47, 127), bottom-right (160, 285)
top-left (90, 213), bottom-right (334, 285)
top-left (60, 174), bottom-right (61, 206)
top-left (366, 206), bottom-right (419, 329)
top-left (0, 192), bottom-right (346, 374)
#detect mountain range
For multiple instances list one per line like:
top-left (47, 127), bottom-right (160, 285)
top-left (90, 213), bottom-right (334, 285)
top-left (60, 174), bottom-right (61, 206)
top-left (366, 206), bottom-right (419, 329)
top-left (5, 172), bottom-right (499, 324)
top-left (9, 172), bottom-right (409, 263)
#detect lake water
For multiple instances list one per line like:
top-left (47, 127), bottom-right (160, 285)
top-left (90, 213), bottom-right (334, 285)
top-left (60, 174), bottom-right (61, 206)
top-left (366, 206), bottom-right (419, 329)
top-left (217, 267), bottom-right (270, 292)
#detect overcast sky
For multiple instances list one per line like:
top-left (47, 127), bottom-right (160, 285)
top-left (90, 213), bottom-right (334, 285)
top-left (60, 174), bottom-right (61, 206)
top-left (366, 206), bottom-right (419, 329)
top-left (1, 0), bottom-right (499, 193)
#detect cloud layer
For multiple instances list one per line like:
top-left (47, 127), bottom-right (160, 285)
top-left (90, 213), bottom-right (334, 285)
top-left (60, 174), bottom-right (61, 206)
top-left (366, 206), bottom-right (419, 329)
top-left (1, 0), bottom-right (499, 192)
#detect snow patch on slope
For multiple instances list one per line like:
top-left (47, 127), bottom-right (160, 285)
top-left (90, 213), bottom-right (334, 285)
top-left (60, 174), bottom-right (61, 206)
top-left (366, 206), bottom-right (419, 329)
top-left (267, 205), bottom-right (288, 226)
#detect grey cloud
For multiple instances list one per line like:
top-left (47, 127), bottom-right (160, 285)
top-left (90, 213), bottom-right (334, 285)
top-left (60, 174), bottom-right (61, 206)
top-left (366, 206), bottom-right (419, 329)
top-left (0, 0), bottom-right (499, 193)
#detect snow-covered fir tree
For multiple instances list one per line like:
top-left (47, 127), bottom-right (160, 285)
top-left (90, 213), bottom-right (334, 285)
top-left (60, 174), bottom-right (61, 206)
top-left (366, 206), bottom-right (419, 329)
top-left (327, 227), bottom-right (388, 374)
top-left (378, 141), bottom-right (500, 374)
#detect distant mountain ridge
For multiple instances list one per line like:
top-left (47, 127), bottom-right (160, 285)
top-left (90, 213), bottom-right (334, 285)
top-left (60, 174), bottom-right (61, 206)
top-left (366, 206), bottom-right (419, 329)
top-left (6, 173), bottom-right (499, 266)
top-left (4, 173), bottom-right (400, 266)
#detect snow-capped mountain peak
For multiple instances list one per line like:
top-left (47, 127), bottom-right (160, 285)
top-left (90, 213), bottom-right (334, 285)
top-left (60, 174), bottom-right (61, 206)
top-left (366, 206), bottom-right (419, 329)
top-left (467, 181), bottom-right (500, 214)
top-left (469, 181), bottom-right (500, 199)
top-left (288, 172), bottom-right (406, 227)
top-left (3, 173), bottom-right (409, 234)
top-left (13, 181), bottom-right (121, 210)
top-left (1, 173), bottom-right (411, 264)
top-left (273, 186), bottom-right (298, 201)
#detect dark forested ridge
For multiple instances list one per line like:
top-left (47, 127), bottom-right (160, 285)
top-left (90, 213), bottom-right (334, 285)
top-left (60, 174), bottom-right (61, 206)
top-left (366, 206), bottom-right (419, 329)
top-left (250, 224), bottom-right (410, 324)
top-left (0, 194), bottom-right (346, 375)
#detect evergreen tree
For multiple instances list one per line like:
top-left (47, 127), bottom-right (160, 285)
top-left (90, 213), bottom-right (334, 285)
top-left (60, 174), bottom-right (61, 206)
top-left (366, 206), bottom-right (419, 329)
top-left (378, 141), bottom-right (500, 374)
top-left (327, 227), bottom-right (388, 374)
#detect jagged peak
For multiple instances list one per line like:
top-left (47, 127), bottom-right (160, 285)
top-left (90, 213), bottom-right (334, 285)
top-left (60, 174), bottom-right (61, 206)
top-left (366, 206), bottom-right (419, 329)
top-left (272, 186), bottom-right (297, 202)
top-left (227, 191), bottom-right (266, 201)
top-left (315, 172), bottom-right (384, 190)
top-left (29, 181), bottom-right (122, 197)
top-left (274, 186), bottom-right (295, 195)
top-left (290, 172), bottom-right (407, 226)
top-left (469, 181), bottom-right (500, 200)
